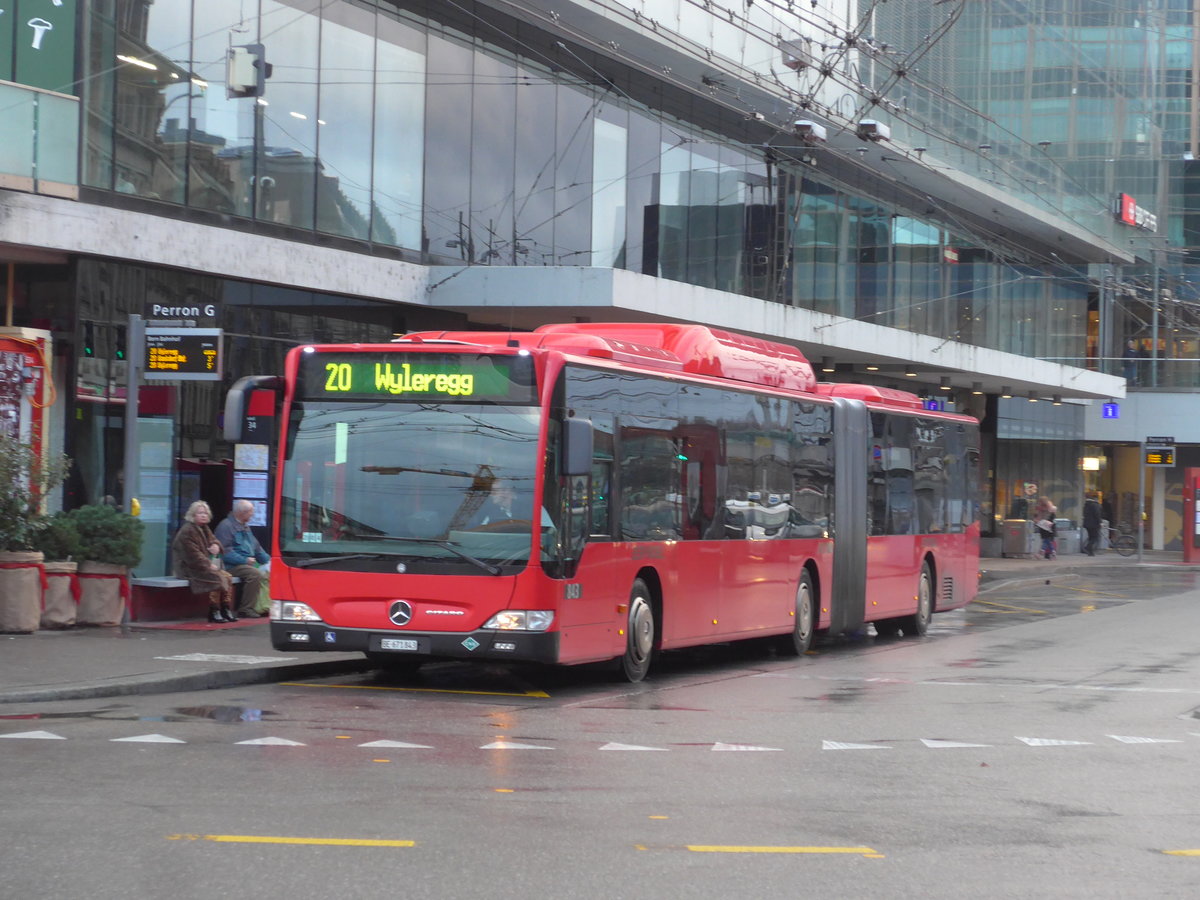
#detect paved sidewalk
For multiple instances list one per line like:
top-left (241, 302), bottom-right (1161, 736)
top-left (0, 618), bottom-right (368, 705)
top-left (0, 548), bottom-right (1194, 705)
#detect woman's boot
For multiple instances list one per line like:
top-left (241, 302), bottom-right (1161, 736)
top-left (208, 604), bottom-right (224, 623)
top-left (221, 602), bottom-right (238, 622)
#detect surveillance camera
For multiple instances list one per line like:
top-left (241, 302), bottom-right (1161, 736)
top-left (856, 119), bottom-right (890, 142)
top-left (746, 111), bottom-right (766, 122)
top-left (792, 120), bottom-right (827, 143)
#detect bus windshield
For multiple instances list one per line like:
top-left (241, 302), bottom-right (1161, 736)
top-left (279, 401), bottom-right (547, 570)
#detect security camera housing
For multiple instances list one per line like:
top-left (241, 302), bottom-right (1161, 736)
top-left (793, 120), bottom-right (827, 143)
top-left (856, 119), bottom-right (891, 142)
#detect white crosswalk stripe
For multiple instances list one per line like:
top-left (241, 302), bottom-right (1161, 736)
top-left (0, 730), bottom-right (66, 740)
top-left (235, 736), bottom-right (306, 746)
top-left (110, 734), bottom-right (186, 744)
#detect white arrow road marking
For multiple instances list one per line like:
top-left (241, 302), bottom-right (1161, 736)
top-left (480, 740), bottom-right (554, 750)
top-left (357, 740), bottom-right (434, 749)
top-left (921, 739), bottom-right (992, 748)
top-left (0, 730), bottom-right (66, 740)
top-left (1107, 735), bottom-right (1183, 744)
top-left (822, 741), bottom-right (891, 750)
top-left (236, 737), bottom-right (306, 746)
top-left (111, 734), bottom-right (186, 744)
top-left (1015, 737), bottom-right (1093, 746)
top-left (712, 742), bottom-right (783, 751)
top-left (599, 742), bottom-right (669, 751)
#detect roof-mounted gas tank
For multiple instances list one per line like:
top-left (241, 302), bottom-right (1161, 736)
top-left (815, 382), bottom-right (926, 411)
top-left (399, 323), bottom-right (817, 393)
top-left (535, 322), bottom-right (817, 392)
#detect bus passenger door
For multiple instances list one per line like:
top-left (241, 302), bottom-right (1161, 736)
top-left (556, 418), bottom-right (617, 655)
top-left (829, 397), bottom-right (868, 635)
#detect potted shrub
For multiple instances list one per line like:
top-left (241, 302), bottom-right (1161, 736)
top-left (0, 431), bottom-right (70, 634)
top-left (32, 512), bottom-right (83, 629)
top-left (69, 504), bottom-right (144, 627)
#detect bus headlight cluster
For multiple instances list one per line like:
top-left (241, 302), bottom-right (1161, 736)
top-left (482, 610), bottom-right (554, 632)
top-left (272, 600), bottom-right (323, 622)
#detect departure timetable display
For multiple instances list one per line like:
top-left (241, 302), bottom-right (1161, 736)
top-left (298, 352), bottom-right (537, 404)
top-left (143, 329), bottom-right (223, 381)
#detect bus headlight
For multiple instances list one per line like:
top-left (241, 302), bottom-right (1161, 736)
top-left (272, 600), bottom-right (323, 622)
top-left (482, 610), bottom-right (555, 632)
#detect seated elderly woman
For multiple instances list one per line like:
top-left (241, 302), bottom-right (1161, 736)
top-left (171, 500), bottom-right (237, 623)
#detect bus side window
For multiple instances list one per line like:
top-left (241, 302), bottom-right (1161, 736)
top-left (591, 461), bottom-right (611, 536)
top-left (590, 415), bottom-right (614, 538)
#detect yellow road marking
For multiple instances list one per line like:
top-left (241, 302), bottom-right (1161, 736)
top-left (1060, 585), bottom-right (1128, 598)
top-left (972, 599), bottom-right (1048, 615)
top-left (686, 845), bottom-right (881, 856)
top-left (1164, 849), bottom-right (1200, 856)
top-left (167, 834), bottom-right (414, 847)
top-left (279, 681), bottom-right (550, 699)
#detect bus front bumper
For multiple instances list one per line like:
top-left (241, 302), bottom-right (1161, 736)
top-left (270, 621), bottom-right (560, 664)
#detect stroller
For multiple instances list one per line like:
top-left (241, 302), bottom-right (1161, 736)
top-left (1034, 517), bottom-right (1057, 559)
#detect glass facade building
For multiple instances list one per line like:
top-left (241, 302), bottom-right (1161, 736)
top-left (81, 0), bottom-right (1091, 365)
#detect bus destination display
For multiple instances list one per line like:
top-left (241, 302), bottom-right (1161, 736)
top-left (300, 352), bottom-right (536, 404)
top-left (144, 328), bottom-right (223, 381)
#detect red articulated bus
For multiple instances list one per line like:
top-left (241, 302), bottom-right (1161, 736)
top-left (224, 323), bottom-right (980, 681)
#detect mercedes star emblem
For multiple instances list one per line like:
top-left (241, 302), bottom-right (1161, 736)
top-left (388, 600), bottom-right (413, 626)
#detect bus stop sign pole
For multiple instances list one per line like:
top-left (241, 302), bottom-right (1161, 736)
top-left (123, 314), bottom-right (144, 517)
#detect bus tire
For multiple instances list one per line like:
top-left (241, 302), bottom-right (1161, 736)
top-left (364, 652), bottom-right (423, 678)
top-left (873, 618), bottom-right (901, 638)
top-left (900, 563), bottom-right (934, 637)
top-left (775, 569), bottom-right (814, 656)
top-left (617, 579), bottom-right (655, 683)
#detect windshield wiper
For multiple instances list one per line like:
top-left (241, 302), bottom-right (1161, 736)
top-left (349, 534), bottom-right (503, 576)
top-left (291, 553), bottom-right (390, 569)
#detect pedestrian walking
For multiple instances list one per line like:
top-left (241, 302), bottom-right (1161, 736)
top-left (1082, 492), bottom-right (1102, 556)
top-left (1032, 496), bottom-right (1057, 559)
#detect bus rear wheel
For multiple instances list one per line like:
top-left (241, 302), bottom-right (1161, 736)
top-left (899, 563), bottom-right (934, 637)
top-left (775, 570), bottom-right (814, 656)
top-left (617, 579), bottom-right (655, 683)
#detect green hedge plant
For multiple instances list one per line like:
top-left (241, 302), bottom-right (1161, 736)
top-left (30, 512), bottom-right (83, 562)
top-left (67, 504), bottom-right (144, 568)
top-left (0, 430), bottom-right (71, 552)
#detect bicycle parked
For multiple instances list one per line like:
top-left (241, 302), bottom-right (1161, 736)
top-left (1107, 526), bottom-right (1137, 557)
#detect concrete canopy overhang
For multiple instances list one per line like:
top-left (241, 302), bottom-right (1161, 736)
top-left (427, 265), bottom-right (1125, 401)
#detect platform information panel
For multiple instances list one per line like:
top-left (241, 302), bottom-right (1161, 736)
top-left (144, 328), bottom-right (223, 381)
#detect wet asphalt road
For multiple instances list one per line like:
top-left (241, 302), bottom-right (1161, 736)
top-left (4, 570), bottom-right (1200, 898)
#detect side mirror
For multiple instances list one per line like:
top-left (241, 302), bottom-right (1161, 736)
top-left (223, 375), bottom-right (282, 442)
top-left (562, 417), bottom-right (593, 477)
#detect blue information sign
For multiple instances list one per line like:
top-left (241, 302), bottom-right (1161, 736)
top-left (1102, 403), bottom-right (1119, 419)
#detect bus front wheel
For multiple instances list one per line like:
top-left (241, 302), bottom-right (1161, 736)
top-left (775, 569), bottom-right (814, 656)
top-left (617, 579), bottom-right (655, 683)
top-left (900, 563), bottom-right (934, 637)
